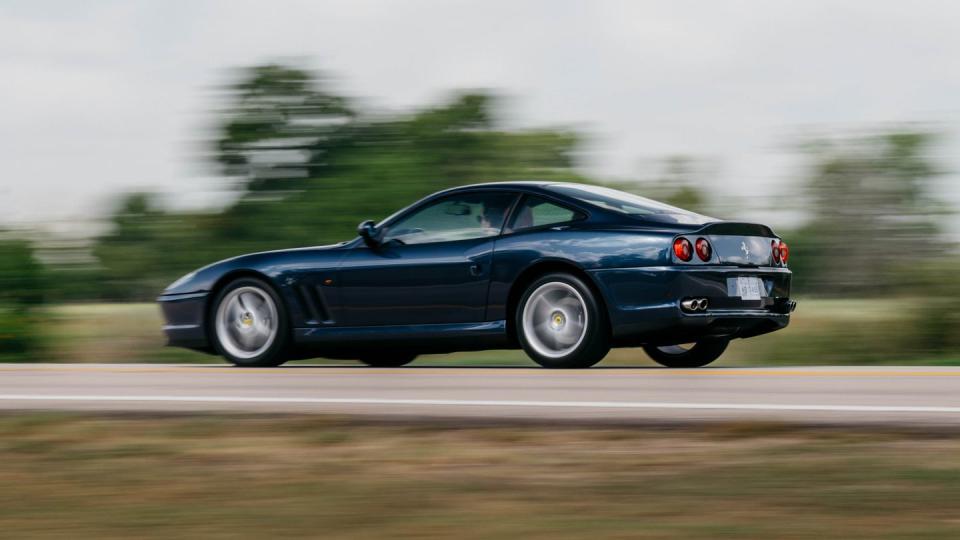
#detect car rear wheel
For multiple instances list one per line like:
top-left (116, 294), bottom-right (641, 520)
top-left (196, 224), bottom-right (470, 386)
top-left (643, 339), bottom-right (729, 368)
top-left (358, 354), bottom-right (418, 367)
top-left (211, 278), bottom-right (289, 367)
top-left (517, 273), bottom-right (609, 369)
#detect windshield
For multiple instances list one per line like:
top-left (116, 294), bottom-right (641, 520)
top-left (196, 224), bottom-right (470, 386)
top-left (547, 184), bottom-right (692, 216)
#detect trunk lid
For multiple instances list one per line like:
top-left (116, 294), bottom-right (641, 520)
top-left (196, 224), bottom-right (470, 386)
top-left (696, 222), bottom-right (778, 267)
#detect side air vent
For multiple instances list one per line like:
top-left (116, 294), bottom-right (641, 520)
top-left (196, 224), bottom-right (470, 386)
top-left (296, 284), bottom-right (333, 325)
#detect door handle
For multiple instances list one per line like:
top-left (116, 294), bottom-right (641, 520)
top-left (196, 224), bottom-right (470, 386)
top-left (469, 263), bottom-right (482, 277)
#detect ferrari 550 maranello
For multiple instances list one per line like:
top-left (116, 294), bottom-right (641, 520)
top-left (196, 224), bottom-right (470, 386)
top-left (159, 182), bottom-right (796, 368)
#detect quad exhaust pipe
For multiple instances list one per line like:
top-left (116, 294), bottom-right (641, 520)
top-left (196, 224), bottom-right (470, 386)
top-left (681, 298), bottom-right (709, 312)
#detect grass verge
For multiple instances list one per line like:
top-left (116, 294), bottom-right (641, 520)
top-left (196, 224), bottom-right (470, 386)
top-left (0, 413), bottom-right (959, 538)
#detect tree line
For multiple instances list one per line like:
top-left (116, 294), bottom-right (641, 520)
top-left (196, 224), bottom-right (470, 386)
top-left (5, 63), bottom-right (953, 305)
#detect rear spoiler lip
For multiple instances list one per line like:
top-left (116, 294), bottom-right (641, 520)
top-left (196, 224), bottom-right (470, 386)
top-left (691, 221), bottom-right (777, 238)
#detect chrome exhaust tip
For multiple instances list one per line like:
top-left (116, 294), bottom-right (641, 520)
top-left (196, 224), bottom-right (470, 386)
top-left (681, 298), bottom-right (709, 312)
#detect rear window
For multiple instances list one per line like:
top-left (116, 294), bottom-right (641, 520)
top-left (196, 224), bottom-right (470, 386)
top-left (546, 184), bottom-right (689, 216)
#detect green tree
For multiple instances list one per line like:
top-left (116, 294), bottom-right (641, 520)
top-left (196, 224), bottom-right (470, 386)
top-left (0, 237), bottom-right (45, 307)
top-left (93, 193), bottom-right (215, 300)
top-left (0, 235), bottom-right (46, 358)
top-left (215, 64), bottom-right (354, 193)
top-left (790, 131), bottom-right (946, 295)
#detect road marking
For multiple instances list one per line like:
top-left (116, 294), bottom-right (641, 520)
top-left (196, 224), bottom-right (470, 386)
top-left (0, 395), bottom-right (959, 414)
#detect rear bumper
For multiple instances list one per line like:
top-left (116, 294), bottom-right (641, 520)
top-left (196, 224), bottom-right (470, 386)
top-left (589, 266), bottom-right (794, 346)
top-left (157, 291), bottom-right (211, 351)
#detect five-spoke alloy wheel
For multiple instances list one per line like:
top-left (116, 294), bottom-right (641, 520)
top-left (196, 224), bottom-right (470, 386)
top-left (211, 278), bottom-right (289, 367)
top-left (516, 273), bottom-right (609, 368)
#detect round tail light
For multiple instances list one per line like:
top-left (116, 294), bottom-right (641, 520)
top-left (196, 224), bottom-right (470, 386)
top-left (673, 237), bottom-right (693, 262)
top-left (779, 241), bottom-right (789, 264)
top-left (771, 240), bottom-right (781, 264)
top-left (695, 237), bottom-right (712, 261)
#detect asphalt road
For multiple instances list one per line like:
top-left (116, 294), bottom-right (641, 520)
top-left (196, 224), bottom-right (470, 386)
top-left (0, 364), bottom-right (959, 427)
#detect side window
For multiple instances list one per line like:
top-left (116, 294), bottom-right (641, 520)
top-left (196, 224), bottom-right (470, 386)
top-left (382, 192), bottom-right (516, 245)
top-left (509, 196), bottom-right (583, 231)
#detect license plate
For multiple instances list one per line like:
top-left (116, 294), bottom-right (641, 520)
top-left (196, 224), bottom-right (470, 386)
top-left (730, 277), bottom-right (764, 300)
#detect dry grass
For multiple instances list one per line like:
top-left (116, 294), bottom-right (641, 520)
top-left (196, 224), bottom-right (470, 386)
top-left (41, 304), bottom-right (217, 363)
top-left (0, 413), bottom-right (959, 538)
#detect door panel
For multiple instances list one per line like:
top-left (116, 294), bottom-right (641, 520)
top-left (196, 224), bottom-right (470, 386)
top-left (339, 238), bottom-right (496, 326)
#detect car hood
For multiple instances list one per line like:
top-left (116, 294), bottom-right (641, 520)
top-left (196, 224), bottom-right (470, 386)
top-left (161, 241), bottom-right (351, 296)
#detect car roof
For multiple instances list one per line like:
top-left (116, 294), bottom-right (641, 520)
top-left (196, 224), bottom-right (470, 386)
top-left (436, 180), bottom-right (588, 194)
top-left (435, 181), bottom-right (716, 227)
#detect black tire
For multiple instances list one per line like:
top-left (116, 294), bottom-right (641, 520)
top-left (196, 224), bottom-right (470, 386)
top-left (358, 354), bottom-right (418, 367)
top-left (643, 339), bottom-right (729, 368)
top-left (515, 273), bottom-right (610, 369)
top-left (209, 277), bottom-right (290, 367)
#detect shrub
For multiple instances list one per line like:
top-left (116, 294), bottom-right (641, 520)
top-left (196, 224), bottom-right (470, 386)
top-left (0, 305), bottom-right (44, 361)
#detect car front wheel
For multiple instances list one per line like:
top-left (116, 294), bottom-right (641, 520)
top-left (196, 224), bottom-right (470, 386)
top-left (516, 273), bottom-right (610, 369)
top-left (643, 339), bottom-right (729, 368)
top-left (210, 278), bottom-right (289, 367)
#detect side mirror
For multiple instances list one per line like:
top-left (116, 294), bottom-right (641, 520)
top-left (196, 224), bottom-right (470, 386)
top-left (357, 220), bottom-right (380, 247)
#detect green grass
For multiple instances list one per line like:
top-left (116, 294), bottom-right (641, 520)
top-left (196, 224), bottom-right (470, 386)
top-left (0, 413), bottom-right (958, 538)
top-left (31, 299), bottom-right (960, 365)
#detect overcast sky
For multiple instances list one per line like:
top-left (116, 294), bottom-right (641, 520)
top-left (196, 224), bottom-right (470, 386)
top-left (2, 0), bottom-right (959, 230)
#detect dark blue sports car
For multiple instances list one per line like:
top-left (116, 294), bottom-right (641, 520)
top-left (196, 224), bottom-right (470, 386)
top-left (159, 182), bottom-right (795, 368)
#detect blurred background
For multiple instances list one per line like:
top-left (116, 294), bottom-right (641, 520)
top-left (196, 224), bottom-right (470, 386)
top-left (3, 0), bottom-right (960, 365)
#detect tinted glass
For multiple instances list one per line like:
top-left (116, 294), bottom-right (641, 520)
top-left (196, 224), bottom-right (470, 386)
top-left (382, 192), bottom-right (515, 245)
top-left (547, 184), bottom-right (689, 216)
top-left (509, 196), bottom-right (583, 230)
